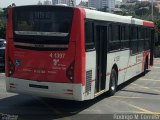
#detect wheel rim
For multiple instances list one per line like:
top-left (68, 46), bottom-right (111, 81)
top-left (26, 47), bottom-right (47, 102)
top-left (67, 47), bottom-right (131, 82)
top-left (111, 73), bottom-right (116, 91)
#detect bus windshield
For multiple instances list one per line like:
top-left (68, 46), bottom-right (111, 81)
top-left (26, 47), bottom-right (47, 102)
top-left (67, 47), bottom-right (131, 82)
top-left (13, 6), bottom-right (73, 49)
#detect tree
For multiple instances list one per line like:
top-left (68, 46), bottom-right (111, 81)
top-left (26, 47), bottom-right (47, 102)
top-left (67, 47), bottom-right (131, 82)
top-left (119, 1), bottom-right (160, 20)
top-left (154, 20), bottom-right (160, 46)
top-left (0, 8), bottom-right (6, 39)
top-left (0, 21), bottom-right (6, 38)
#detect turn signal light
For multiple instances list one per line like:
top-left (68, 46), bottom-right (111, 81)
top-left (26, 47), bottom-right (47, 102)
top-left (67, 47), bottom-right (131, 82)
top-left (8, 59), bottom-right (15, 77)
top-left (66, 62), bottom-right (74, 82)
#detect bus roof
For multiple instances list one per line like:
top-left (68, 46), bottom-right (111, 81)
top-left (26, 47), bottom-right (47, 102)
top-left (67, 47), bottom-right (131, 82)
top-left (143, 20), bottom-right (154, 27)
top-left (10, 5), bottom-right (154, 27)
top-left (131, 18), bottom-right (143, 25)
top-left (84, 8), bottom-right (131, 24)
top-left (84, 8), bottom-right (154, 27)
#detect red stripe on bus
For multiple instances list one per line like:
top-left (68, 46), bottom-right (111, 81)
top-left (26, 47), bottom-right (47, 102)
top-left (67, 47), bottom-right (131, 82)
top-left (73, 8), bottom-right (86, 86)
top-left (6, 7), bottom-right (14, 77)
top-left (106, 62), bottom-right (142, 76)
top-left (143, 21), bottom-right (154, 27)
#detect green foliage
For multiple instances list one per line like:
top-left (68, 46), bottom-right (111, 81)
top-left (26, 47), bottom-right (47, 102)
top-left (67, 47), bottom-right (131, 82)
top-left (154, 20), bottom-right (160, 29)
top-left (0, 8), bottom-right (6, 38)
top-left (154, 20), bottom-right (160, 46)
top-left (0, 20), bottom-right (6, 38)
top-left (119, 1), bottom-right (160, 20)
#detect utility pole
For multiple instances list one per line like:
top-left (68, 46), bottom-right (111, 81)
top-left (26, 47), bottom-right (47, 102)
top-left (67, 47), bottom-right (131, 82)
top-left (70, 0), bottom-right (74, 7)
top-left (151, 0), bottom-right (154, 20)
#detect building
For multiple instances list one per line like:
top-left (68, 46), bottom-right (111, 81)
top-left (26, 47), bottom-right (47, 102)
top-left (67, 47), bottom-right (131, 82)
top-left (122, 0), bottom-right (138, 4)
top-left (0, 8), bottom-right (3, 12)
top-left (88, 0), bottom-right (115, 10)
top-left (44, 0), bottom-right (52, 5)
top-left (37, 1), bottom-right (43, 5)
top-left (108, 0), bottom-right (115, 10)
top-left (155, 0), bottom-right (160, 12)
top-left (52, 0), bottom-right (76, 6)
top-left (122, 0), bottom-right (128, 3)
top-left (88, 0), bottom-right (99, 9)
top-left (78, 1), bottom-right (88, 7)
top-left (115, 0), bottom-right (122, 7)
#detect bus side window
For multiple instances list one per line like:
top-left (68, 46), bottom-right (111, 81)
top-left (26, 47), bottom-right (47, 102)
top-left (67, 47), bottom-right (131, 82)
top-left (121, 25), bottom-right (129, 49)
top-left (138, 27), bottom-right (145, 53)
top-left (108, 24), bottom-right (121, 52)
top-left (85, 21), bottom-right (95, 51)
top-left (144, 28), bottom-right (150, 51)
top-left (130, 26), bottom-right (138, 55)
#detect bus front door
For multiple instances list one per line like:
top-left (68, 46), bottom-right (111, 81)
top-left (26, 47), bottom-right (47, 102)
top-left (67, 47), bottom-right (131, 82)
top-left (95, 25), bottom-right (108, 93)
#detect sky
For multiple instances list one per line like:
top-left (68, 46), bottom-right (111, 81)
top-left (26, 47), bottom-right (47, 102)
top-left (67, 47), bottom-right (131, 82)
top-left (0, 0), bottom-right (84, 8)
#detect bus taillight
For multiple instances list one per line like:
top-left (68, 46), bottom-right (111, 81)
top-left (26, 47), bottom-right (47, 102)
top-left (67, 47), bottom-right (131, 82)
top-left (66, 62), bottom-right (74, 82)
top-left (8, 59), bottom-right (15, 77)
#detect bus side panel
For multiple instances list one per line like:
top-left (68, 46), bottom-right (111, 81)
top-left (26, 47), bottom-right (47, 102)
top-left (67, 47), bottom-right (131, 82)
top-left (124, 53), bottom-right (143, 81)
top-left (125, 55), bottom-right (137, 81)
top-left (106, 53), bottom-right (116, 90)
top-left (74, 8), bottom-right (86, 86)
top-left (5, 8), bottom-right (14, 77)
top-left (85, 51), bottom-right (96, 100)
top-left (116, 50), bottom-right (130, 84)
top-left (107, 50), bottom-right (130, 86)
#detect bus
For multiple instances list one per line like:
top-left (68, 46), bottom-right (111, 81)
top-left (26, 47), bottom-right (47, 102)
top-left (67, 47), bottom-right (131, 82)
top-left (5, 5), bottom-right (155, 101)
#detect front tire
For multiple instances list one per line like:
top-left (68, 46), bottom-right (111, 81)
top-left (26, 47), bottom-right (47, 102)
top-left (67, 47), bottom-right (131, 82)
top-left (109, 69), bottom-right (117, 96)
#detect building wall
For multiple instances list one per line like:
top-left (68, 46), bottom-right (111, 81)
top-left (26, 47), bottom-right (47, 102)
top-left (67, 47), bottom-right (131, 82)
top-left (52, 0), bottom-right (75, 6)
top-left (108, 0), bottom-right (115, 9)
top-left (155, 0), bottom-right (160, 12)
top-left (88, 0), bottom-right (115, 10)
top-left (122, 0), bottom-right (138, 3)
top-left (44, 0), bottom-right (52, 5)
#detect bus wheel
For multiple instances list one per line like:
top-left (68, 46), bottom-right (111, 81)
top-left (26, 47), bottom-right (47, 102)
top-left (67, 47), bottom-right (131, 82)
top-left (109, 69), bottom-right (117, 96)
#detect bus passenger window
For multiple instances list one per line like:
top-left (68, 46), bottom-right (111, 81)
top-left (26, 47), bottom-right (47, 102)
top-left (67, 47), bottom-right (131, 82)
top-left (85, 21), bottom-right (95, 50)
top-left (108, 24), bottom-right (121, 52)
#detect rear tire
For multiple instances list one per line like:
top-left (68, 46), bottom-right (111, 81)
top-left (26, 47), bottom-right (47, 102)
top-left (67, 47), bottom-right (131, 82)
top-left (109, 69), bottom-right (117, 96)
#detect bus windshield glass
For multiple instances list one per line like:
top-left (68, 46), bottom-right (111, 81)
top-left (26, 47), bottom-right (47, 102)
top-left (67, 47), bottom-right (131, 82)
top-left (13, 6), bottom-right (73, 38)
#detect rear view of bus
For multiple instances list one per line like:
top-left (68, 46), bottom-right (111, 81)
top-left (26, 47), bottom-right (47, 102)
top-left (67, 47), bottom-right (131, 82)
top-left (6, 5), bottom-right (86, 101)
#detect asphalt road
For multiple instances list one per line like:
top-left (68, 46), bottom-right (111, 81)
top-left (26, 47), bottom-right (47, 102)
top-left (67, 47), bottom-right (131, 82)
top-left (0, 59), bottom-right (160, 120)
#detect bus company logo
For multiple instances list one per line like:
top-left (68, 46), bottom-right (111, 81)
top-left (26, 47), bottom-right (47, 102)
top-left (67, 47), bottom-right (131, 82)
top-left (53, 59), bottom-right (59, 66)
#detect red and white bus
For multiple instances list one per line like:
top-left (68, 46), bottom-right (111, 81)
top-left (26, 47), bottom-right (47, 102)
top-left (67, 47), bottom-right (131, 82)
top-left (6, 5), bottom-right (155, 101)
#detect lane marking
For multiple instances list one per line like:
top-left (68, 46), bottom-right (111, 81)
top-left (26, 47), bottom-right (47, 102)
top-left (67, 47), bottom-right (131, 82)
top-left (154, 62), bottom-right (160, 64)
top-left (134, 112), bottom-right (160, 114)
top-left (131, 83), bottom-right (149, 89)
top-left (131, 83), bottom-right (160, 93)
top-left (112, 96), bottom-right (143, 99)
top-left (152, 66), bottom-right (160, 69)
top-left (112, 98), bottom-right (153, 114)
top-left (139, 78), bottom-right (160, 82)
top-left (116, 111), bottom-right (145, 113)
top-left (112, 96), bottom-right (160, 101)
top-left (122, 103), bottom-right (152, 113)
top-left (112, 98), bottom-right (160, 114)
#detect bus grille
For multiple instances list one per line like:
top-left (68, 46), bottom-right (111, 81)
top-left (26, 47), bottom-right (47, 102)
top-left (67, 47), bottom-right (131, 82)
top-left (85, 70), bottom-right (92, 93)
